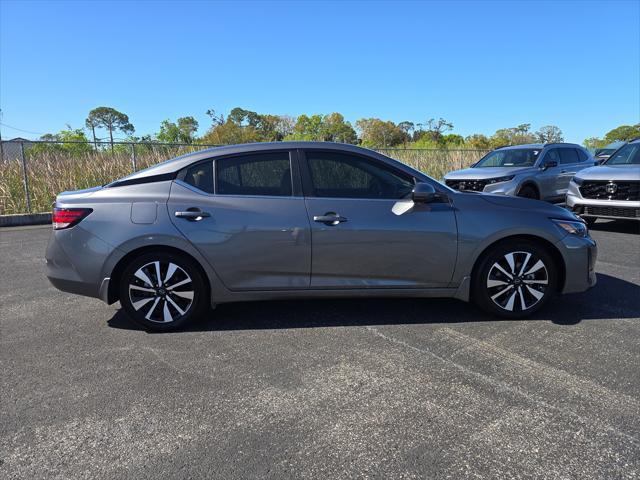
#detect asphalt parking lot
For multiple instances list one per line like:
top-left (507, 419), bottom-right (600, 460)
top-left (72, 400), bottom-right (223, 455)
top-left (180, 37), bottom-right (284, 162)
top-left (1, 221), bottom-right (639, 479)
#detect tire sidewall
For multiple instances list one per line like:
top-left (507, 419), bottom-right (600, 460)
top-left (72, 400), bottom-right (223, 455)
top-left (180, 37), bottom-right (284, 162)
top-left (119, 251), bottom-right (207, 331)
top-left (473, 240), bottom-right (557, 319)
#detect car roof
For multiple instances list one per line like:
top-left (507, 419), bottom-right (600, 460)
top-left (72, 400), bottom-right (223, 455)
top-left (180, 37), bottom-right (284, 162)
top-left (497, 142), bottom-right (585, 150)
top-left (117, 141), bottom-right (419, 183)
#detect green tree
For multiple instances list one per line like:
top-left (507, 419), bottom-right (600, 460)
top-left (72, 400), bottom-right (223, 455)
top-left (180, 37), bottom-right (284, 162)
top-left (535, 125), bottom-right (564, 143)
top-left (604, 124), bottom-right (640, 143)
top-left (321, 112), bottom-right (357, 143)
top-left (356, 118), bottom-right (407, 148)
top-left (490, 124), bottom-right (536, 148)
top-left (157, 116), bottom-right (199, 143)
top-left (86, 107), bottom-right (134, 152)
top-left (31, 127), bottom-right (93, 157)
top-left (286, 114), bottom-right (325, 141)
top-left (465, 134), bottom-right (491, 150)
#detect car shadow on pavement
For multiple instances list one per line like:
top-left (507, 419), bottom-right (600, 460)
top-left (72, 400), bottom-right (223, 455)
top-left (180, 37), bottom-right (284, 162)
top-left (590, 219), bottom-right (640, 234)
top-left (107, 273), bottom-right (640, 333)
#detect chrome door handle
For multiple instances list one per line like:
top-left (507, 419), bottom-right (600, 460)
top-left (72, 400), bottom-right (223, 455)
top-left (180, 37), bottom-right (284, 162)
top-left (175, 209), bottom-right (210, 221)
top-left (313, 213), bottom-right (347, 225)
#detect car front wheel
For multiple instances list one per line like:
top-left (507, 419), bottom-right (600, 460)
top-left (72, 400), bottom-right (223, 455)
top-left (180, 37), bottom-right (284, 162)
top-left (473, 240), bottom-right (558, 318)
top-left (119, 251), bottom-right (208, 331)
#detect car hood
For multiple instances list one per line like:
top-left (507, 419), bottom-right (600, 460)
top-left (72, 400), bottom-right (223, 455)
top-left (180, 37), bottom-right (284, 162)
top-left (444, 166), bottom-right (534, 180)
top-left (573, 165), bottom-right (640, 182)
top-left (473, 192), bottom-right (577, 220)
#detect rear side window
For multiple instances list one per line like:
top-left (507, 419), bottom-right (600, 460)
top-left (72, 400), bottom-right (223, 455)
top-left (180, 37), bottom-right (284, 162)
top-left (183, 161), bottom-right (214, 194)
top-left (216, 152), bottom-right (292, 196)
top-left (558, 148), bottom-right (579, 164)
top-left (576, 149), bottom-right (589, 162)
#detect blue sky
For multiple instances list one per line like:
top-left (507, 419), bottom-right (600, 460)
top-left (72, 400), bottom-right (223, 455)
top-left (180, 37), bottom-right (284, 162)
top-left (1, 0), bottom-right (638, 143)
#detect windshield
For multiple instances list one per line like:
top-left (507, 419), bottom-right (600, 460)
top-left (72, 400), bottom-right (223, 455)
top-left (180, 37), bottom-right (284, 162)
top-left (605, 144), bottom-right (640, 165)
top-left (474, 148), bottom-right (540, 168)
top-left (595, 148), bottom-right (616, 156)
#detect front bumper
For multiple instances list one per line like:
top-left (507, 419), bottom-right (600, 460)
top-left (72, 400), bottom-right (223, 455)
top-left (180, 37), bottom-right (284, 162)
top-left (556, 233), bottom-right (598, 294)
top-left (444, 178), bottom-right (519, 196)
top-left (566, 182), bottom-right (640, 221)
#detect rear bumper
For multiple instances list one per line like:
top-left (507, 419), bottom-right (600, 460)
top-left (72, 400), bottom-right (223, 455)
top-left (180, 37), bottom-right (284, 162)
top-left (45, 226), bottom-right (116, 300)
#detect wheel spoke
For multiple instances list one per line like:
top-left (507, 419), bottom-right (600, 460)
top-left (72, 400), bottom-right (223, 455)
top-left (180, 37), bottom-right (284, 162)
top-left (172, 290), bottom-right (194, 300)
top-left (524, 259), bottom-right (545, 276)
top-left (166, 278), bottom-right (191, 290)
top-left (523, 279), bottom-right (548, 285)
top-left (487, 279), bottom-right (509, 288)
top-left (504, 290), bottom-right (517, 311)
top-left (518, 253), bottom-right (532, 276)
top-left (154, 261), bottom-right (162, 287)
top-left (132, 297), bottom-right (154, 311)
top-left (164, 263), bottom-right (178, 284)
top-left (162, 300), bottom-right (174, 323)
top-left (134, 269), bottom-right (154, 287)
top-left (130, 285), bottom-right (156, 294)
top-left (145, 297), bottom-right (161, 320)
top-left (518, 286), bottom-right (527, 311)
top-left (166, 295), bottom-right (185, 315)
top-left (525, 285), bottom-right (544, 301)
top-left (504, 253), bottom-right (516, 275)
top-left (491, 285), bottom-right (513, 301)
top-left (493, 263), bottom-right (513, 280)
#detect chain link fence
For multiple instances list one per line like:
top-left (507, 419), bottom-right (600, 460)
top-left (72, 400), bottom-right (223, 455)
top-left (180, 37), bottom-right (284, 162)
top-left (0, 140), bottom-right (489, 215)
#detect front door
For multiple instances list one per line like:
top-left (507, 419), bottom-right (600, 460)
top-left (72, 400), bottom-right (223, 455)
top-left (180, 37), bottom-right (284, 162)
top-left (300, 150), bottom-right (458, 288)
top-left (168, 151), bottom-right (311, 290)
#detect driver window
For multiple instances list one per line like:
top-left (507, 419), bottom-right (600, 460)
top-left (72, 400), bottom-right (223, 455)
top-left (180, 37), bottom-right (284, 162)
top-left (544, 149), bottom-right (561, 165)
top-left (305, 151), bottom-right (414, 199)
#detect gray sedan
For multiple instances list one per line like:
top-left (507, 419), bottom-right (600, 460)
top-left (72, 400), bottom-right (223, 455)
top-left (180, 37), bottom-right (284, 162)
top-left (46, 142), bottom-right (597, 331)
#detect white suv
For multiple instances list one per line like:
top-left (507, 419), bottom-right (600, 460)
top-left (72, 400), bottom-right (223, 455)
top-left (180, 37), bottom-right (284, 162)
top-left (567, 139), bottom-right (640, 225)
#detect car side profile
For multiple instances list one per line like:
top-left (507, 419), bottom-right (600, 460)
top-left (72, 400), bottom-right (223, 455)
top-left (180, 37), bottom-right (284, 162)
top-left (444, 143), bottom-right (596, 203)
top-left (567, 138), bottom-right (640, 224)
top-left (46, 142), bottom-right (597, 331)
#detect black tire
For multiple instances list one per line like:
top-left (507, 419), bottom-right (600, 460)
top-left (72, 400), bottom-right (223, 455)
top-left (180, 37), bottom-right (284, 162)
top-left (517, 185), bottom-right (539, 200)
top-left (584, 217), bottom-right (597, 227)
top-left (119, 251), bottom-right (208, 331)
top-left (472, 239), bottom-right (558, 319)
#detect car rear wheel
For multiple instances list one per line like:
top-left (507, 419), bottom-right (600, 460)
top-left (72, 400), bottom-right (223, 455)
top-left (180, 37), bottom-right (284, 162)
top-left (119, 251), bottom-right (207, 331)
top-left (517, 185), bottom-right (539, 200)
top-left (473, 240), bottom-right (557, 319)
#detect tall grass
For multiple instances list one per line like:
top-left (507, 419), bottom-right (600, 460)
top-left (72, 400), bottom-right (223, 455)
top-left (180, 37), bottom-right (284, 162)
top-left (0, 146), bottom-right (488, 215)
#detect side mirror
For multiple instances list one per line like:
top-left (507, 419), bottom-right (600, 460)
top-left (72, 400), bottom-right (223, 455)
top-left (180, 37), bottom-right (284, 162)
top-left (412, 182), bottom-right (437, 203)
top-left (541, 160), bottom-right (558, 171)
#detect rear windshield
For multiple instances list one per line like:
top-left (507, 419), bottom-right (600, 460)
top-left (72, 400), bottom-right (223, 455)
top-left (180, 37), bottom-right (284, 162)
top-left (474, 148), bottom-right (540, 168)
top-left (605, 144), bottom-right (640, 165)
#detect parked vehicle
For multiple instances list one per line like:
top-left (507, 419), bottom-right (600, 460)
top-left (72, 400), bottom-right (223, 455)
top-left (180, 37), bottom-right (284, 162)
top-left (594, 141), bottom-right (626, 164)
top-left (46, 142), bottom-right (597, 331)
top-left (567, 138), bottom-right (640, 225)
top-left (444, 143), bottom-right (596, 203)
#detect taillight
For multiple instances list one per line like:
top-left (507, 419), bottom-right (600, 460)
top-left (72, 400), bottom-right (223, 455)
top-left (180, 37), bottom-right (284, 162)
top-left (52, 207), bottom-right (93, 230)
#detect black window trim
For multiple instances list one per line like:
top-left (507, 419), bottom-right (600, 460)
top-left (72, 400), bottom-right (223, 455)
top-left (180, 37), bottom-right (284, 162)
top-left (298, 148), bottom-right (417, 200)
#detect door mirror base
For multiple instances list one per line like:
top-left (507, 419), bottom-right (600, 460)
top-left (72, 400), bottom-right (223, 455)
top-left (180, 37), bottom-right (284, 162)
top-left (540, 160), bottom-right (558, 171)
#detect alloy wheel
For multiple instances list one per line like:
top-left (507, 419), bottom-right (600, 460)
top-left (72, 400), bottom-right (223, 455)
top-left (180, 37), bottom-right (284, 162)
top-left (128, 261), bottom-right (194, 323)
top-left (486, 251), bottom-right (548, 312)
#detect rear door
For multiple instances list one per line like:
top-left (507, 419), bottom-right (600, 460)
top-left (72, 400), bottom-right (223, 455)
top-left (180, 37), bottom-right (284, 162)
top-left (168, 150), bottom-right (311, 290)
top-left (300, 149), bottom-right (457, 288)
